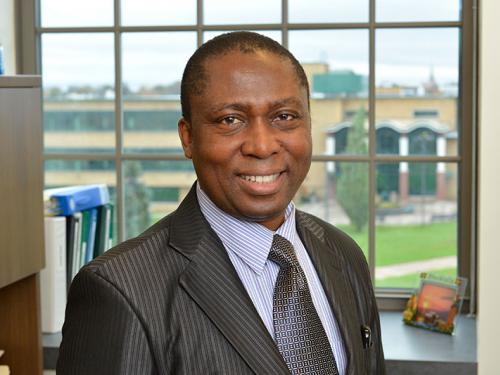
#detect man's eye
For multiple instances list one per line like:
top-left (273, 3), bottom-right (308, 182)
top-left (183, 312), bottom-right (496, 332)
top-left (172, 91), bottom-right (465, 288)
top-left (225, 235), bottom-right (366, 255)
top-left (221, 116), bottom-right (244, 126)
top-left (274, 113), bottom-right (296, 122)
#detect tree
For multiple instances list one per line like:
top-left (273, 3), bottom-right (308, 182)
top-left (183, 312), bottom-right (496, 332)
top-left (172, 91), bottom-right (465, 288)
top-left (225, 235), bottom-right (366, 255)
top-left (336, 106), bottom-right (369, 232)
top-left (124, 161), bottom-right (151, 238)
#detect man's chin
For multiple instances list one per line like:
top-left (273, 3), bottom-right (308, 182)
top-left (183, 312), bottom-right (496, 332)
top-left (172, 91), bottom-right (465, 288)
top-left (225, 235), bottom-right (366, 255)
top-left (236, 207), bottom-right (288, 231)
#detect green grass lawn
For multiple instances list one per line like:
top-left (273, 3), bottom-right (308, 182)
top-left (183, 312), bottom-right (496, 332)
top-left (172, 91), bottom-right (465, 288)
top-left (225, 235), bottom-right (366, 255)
top-left (375, 267), bottom-right (456, 289)
top-left (338, 221), bottom-right (457, 267)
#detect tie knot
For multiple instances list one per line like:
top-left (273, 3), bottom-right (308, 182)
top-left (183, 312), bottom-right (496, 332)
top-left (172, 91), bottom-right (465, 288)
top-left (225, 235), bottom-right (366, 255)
top-left (269, 234), bottom-right (299, 269)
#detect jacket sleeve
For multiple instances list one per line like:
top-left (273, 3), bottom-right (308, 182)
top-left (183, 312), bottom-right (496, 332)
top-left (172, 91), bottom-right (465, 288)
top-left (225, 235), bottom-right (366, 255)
top-left (57, 268), bottom-right (155, 375)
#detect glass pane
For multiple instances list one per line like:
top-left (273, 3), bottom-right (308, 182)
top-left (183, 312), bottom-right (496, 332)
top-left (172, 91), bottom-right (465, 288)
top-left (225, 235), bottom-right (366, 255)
top-left (204, 0), bottom-right (281, 25)
top-left (42, 33), bottom-right (115, 154)
top-left (203, 30), bottom-right (282, 44)
top-left (41, 0), bottom-right (114, 27)
top-left (289, 0), bottom-right (368, 23)
top-left (289, 30), bottom-right (369, 155)
top-left (376, 28), bottom-right (459, 156)
top-left (376, 0), bottom-right (461, 22)
top-left (121, 0), bottom-right (196, 26)
top-left (123, 160), bottom-right (196, 239)
top-left (375, 162), bottom-right (458, 289)
top-left (294, 162), bottom-right (369, 258)
top-left (122, 32), bottom-right (197, 153)
top-left (44, 159), bottom-right (117, 246)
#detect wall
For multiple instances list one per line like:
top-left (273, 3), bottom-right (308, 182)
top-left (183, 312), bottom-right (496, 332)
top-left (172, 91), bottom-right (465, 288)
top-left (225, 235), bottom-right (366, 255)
top-left (0, 0), bottom-right (16, 74)
top-left (477, 0), bottom-right (500, 373)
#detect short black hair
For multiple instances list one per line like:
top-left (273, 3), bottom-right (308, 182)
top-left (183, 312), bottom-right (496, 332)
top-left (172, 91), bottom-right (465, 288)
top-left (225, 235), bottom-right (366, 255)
top-left (180, 31), bottom-right (310, 122)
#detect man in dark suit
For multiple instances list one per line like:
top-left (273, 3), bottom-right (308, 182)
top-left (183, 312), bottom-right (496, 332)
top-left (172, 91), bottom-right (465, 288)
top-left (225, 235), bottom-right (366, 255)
top-left (57, 31), bottom-right (385, 374)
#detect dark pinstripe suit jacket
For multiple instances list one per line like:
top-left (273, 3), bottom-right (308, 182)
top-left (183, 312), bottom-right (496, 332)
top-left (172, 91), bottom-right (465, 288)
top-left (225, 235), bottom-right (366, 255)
top-left (57, 185), bottom-right (385, 374)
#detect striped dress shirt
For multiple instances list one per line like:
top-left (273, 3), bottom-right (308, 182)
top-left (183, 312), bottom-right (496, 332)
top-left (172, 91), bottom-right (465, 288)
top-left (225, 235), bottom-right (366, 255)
top-left (197, 185), bottom-right (347, 374)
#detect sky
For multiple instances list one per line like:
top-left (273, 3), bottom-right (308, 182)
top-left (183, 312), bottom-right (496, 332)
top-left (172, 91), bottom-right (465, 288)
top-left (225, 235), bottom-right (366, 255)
top-left (40, 0), bottom-right (461, 90)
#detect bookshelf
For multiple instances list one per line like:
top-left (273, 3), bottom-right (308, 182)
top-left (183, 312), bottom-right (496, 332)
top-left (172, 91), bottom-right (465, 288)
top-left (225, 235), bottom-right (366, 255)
top-left (0, 76), bottom-right (44, 374)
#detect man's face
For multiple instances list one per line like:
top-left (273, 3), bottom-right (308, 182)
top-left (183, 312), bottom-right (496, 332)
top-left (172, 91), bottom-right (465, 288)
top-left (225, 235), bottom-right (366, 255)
top-left (178, 50), bottom-right (312, 230)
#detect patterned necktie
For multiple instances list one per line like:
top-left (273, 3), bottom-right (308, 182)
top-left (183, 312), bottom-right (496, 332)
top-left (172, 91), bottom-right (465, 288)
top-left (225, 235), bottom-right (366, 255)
top-left (269, 234), bottom-right (339, 375)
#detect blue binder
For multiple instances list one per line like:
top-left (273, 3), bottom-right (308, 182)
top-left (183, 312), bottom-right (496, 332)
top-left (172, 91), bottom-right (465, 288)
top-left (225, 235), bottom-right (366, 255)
top-left (47, 184), bottom-right (110, 216)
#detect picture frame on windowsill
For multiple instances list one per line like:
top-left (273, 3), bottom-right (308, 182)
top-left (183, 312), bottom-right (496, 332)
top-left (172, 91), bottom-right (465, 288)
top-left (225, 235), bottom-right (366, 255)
top-left (403, 272), bottom-right (467, 335)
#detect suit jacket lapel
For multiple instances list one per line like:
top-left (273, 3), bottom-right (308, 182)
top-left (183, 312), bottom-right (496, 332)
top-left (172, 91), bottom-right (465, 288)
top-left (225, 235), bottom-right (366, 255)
top-left (170, 186), bottom-right (289, 375)
top-left (296, 211), bottom-right (364, 375)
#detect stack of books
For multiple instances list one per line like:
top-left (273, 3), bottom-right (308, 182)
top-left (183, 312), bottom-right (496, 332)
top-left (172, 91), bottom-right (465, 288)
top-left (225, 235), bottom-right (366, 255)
top-left (41, 184), bottom-right (114, 333)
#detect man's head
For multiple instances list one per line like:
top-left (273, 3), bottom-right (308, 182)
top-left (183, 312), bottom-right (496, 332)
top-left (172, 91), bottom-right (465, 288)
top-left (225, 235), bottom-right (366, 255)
top-left (180, 31), bottom-right (310, 122)
top-left (178, 31), bottom-right (312, 230)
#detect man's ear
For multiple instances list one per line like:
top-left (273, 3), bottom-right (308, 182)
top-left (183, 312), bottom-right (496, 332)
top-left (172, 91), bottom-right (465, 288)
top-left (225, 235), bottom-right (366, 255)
top-left (178, 117), bottom-right (193, 159)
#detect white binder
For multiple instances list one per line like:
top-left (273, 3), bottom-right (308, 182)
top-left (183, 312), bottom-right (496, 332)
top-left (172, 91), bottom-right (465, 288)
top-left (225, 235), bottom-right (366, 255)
top-left (41, 216), bottom-right (67, 333)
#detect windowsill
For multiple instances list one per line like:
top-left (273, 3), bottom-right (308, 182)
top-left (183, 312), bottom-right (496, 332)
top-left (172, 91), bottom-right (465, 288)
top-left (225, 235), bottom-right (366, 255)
top-left (381, 311), bottom-right (477, 374)
top-left (43, 312), bottom-right (477, 373)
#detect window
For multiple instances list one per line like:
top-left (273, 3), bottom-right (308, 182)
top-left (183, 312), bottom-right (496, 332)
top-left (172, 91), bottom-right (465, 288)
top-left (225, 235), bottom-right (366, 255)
top-left (20, 0), bottom-right (475, 306)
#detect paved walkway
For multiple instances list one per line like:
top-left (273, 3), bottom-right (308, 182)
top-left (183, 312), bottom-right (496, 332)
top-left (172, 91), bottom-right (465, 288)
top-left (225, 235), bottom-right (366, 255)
top-left (376, 256), bottom-right (457, 280)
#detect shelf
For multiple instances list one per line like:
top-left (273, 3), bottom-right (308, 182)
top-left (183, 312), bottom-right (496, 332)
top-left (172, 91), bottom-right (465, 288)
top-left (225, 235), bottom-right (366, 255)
top-left (0, 75), bottom-right (41, 88)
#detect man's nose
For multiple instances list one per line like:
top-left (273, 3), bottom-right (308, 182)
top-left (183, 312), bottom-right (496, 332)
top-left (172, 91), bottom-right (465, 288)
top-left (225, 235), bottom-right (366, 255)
top-left (240, 117), bottom-right (281, 159)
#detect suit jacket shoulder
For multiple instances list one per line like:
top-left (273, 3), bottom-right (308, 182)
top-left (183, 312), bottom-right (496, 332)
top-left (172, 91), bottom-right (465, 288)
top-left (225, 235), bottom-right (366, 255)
top-left (57, 212), bottom-right (187, 374)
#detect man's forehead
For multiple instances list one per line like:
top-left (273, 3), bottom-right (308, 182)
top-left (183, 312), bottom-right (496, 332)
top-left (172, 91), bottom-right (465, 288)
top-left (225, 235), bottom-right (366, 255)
top-left (203, 50), bottom-right (294, 76)
top-left (183, 47), bottom-right (310, 117)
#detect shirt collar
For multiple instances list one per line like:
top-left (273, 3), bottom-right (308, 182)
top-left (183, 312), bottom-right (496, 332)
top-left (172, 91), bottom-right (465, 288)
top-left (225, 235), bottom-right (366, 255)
top-left (196, 183), bottom-right (297, 275)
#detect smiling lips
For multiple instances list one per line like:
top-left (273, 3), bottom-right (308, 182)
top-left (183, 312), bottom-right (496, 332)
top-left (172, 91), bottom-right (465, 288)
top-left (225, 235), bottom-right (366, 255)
top-left (239, 172), bottom-right (281, 184)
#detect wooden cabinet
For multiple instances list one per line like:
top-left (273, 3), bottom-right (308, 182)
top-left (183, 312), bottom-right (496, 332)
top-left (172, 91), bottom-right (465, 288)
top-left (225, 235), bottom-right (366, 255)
top-left (0, 76), bottom-right (44, 375)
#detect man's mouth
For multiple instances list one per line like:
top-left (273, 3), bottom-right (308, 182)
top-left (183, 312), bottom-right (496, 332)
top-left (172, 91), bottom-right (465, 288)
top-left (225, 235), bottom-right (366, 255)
top-left (239, 172), bottom-right (281, 184)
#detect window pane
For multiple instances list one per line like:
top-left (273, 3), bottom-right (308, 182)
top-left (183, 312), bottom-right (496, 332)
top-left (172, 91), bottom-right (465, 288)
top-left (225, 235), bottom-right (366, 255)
top-left (204, 0), bottom-right (281, 25)
top-left (123, 160), bottom-right (196, 239)
top-left (295, 162), bottom-right (369, 258)
top-left (121, 0), bottom-right (196, 26)
top-left (376, 28), bottom-right (459, 156)
top-left (122, 32), bottom-right (196, 153)
top-left (41, 0), bottom-right (114, 27)
top-left (44, 159), bottom-right (117, 246)
top-left (376, 0), bottom-right (461, 22)
top-left (42, 33), bottom-right (115, 154)
top-left (289, 0), bottom-right (368, 23)
top-left (375, 162), bottom-right (458, 289)
top-left (204, 30), bottom-right (282, 44)
top-left (289, 30), bottom-right (369, 155)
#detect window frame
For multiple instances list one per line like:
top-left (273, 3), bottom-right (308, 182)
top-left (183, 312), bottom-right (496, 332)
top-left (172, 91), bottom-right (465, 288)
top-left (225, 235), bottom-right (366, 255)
top-left (16, 0), bottom-right (478, 311)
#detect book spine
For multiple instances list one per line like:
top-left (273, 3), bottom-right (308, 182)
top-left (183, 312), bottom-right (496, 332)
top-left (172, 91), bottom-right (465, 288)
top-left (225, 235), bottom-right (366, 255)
top-left (104, 204), bottom-right (112, 251)
top-left (65, 215), bottom-right (75, 292)
top-left (85, 208), bottom-right (98, 264)
top-left (94, 204), bottom-right (109, 258)
top-left (107, 203), bottom-right (114, 250)
top-left (41, 217), bottom-right (67, 333)
top-left (71, 212), bottom-right (82, 280)
top-left (79, 210), bottom-right (90, 269)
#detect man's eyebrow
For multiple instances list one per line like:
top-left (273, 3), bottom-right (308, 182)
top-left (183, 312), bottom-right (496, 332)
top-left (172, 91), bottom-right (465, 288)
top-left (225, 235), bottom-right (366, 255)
top-left (209, 103), bottom-right (249, 113)
top-left (270, 97), bottom-right (305, 109)
top-left (209, 98), bottom-right (305, 113)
